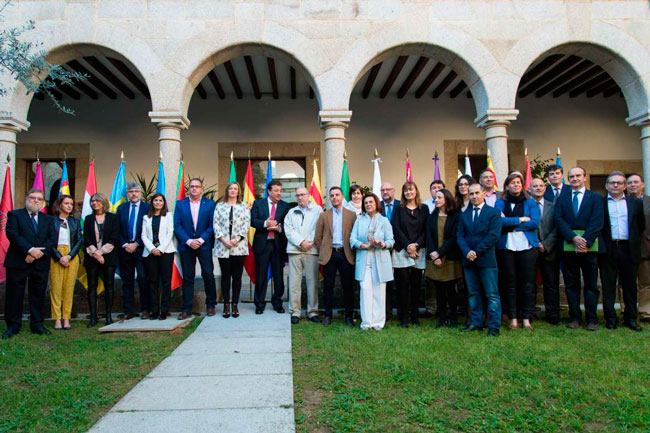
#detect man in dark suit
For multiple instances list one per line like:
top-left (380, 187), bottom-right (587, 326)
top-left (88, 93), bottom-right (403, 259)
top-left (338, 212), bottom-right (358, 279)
top-left (173, 178), bottom-right (217, 320)
top-left (554, 166), bottom-right (604, 331)
top-left (3, 188), bottom-right (57, 339)
top-left (250, 180), bottom-right (289, 314)
top-left (117, 182), bottom-right (150, 319)
top-left (544, 164), bottom-right (571, 202)
top-left (530, 178), bottom-right (560, 325)
top-left (379, 181), bottom-right (399, 319)
top-left (626, 173), bottom-right (650, 322)
top-left (599, 171), bottom-right (645, 331)
top-left (457, 183), bottom-right (503, 336)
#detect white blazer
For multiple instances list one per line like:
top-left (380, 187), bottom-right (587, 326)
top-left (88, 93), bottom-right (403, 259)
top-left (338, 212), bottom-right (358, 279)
top-left (141, 213), bottom-right (177, 257)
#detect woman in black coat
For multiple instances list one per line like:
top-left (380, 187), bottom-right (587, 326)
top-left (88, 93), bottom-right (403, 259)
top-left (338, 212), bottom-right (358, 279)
top-left (84, 193), bottom-right (120, 327)
top-left (425, 189), bottom-right (462, 327)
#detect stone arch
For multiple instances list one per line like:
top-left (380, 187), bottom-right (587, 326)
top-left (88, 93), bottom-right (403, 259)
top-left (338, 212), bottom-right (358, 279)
top-left (504, 21), bottom-right (650, 122)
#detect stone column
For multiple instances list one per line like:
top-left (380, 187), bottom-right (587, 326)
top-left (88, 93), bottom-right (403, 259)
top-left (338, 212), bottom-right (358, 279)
top-left (149, 112), bottom-right (190, 208)
top-left (319, 110), bottom-right (352, 200)
top-left (627, 113), bottom-right (650, 195)
top-left (475, 109), bottom-right (519, 188)
top-left (0, 117), bottom-right (30, 200)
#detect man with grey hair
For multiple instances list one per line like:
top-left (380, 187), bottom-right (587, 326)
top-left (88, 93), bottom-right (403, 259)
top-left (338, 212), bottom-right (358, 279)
top-left (284, 187), bottom-right (323, 324)
top-left (117, 182), bottom-right (150, 319)
top-left (3, 188), bottom-right (57, 339)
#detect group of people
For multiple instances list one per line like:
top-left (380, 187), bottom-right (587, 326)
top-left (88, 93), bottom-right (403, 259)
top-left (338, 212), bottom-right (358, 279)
top-left (2, 163), bottom-right (649, 338)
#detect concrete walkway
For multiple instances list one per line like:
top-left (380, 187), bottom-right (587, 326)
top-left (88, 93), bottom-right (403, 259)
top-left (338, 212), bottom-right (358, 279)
top-left (89, 303), bottom-right (295, 433)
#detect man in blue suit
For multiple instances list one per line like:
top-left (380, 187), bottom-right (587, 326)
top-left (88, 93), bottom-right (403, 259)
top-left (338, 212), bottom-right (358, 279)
top-left (457, 183), bottom-right (503, 336)
top-left (174, 178), bottom-right (217, 320)
top-left (117, 182), bottom-right (150, 319)
top-left (554, 166), bottom-right (604, 331)
top-left (250, 180), bottom-right (289, 314)
top-left (544, 164), bottom-right (571, 202)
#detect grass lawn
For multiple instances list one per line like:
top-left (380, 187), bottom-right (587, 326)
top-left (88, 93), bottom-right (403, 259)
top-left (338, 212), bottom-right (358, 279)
top-left (0, 318), bottom-right (199, 432)
top-left (293, 318), bottom-right (650, 433)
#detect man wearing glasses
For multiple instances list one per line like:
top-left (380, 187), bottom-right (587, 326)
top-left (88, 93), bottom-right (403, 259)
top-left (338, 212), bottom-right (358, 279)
top-left (3, 189), bottom-right (57, 339)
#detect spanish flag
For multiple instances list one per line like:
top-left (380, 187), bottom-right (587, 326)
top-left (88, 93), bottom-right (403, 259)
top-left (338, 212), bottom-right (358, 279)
top-left (243, 160), bottom-right (257, 283)
top-left (171, 160), bottom-right (185, 291)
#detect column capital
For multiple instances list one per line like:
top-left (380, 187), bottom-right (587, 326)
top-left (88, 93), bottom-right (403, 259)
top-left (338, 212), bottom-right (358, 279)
top-left (149, 111), bottom-right (190, 130)
top-left (319, 110), bottom-right (352, 129)
top-left (626, 111), bottom-right (650, 128)
top-left (0, 115), bottom-right (30, 133)
top-left (474, 109), bottom-right (519, 129)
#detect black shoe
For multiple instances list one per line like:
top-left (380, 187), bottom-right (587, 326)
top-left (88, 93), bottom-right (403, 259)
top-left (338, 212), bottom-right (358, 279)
top-left (105, 316), bottom-right (113, 325)
top-left (435, 320), bottom-right (447, 328)
top-left (31, 326), bottom-right (52, 336)
top-left (323, 315), bottom-right (332, 326)
top-left (2, 328), bottom-right (17, 339)
top-left (291, 316), bottom-right (299, 325)
top-left (447, 320), bottom-right (458, 328)
top-left (624, 320), bottom-right (643, 332)
top-left (606, 321), bottom-right (617, 330)
top-left (309, 315), bottom-right (321, 323)
top-left (159, 312), bottom-right (168, 320)
top-left (487, 328), bottom-right (500, 337)
top-left (87, 317), bottom-right (98, 328)
top-left (274, 306), bottom-right (286, 314)
top-left (345, 316), bottom-right (355, 327)
top-left (255, 309), bottom-right (264, 315)
top-left (231, 304), bottom-right (239, 318)
top-left (150, 313), bottom-right (159, 320)
top-left (223, 303), bottom-right (231, 319)
top-left (461, 325), bottom-right (481, 332)
top-left (586, 322), bottom-right (599, 331)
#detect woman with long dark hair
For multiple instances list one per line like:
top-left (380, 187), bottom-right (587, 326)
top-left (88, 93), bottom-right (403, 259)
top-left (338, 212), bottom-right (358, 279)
top-left (455, 175), bottom-right (475, 212)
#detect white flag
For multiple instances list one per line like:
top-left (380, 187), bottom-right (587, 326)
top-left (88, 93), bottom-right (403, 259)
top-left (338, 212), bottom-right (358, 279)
top-left (464, 155), bottom-right (472, 177)
top-left (372, 157), bottom-right (382, 195)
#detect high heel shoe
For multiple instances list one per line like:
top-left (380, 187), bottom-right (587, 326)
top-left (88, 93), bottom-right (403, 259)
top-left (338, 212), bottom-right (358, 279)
top-left (231, 304), bottom-right (239, 318)
top-left (223, 303), bottom-right (231, 319)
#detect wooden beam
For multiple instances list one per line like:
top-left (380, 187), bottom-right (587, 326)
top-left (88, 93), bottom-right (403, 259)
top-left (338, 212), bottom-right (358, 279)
top-left (551, 66), bottom-right (603, 97)
top-left (267, 57), bottom-right (279, 99)
top-left (534, 60), bottom-right (592, 97)
top-left (195, 82), bottom-right (207, 99)
top-left (68, 79), bottom-right (99, 100)
top-left (107, 57), bottom-right (150, 98)
top-left (224, 61), bottom-right (242, 99)
top-left (603, 84), bottom-right (622, 98)
top-left (586, 78), bottom-right (617, 98)
top-left (380, 56), bottom-right (408, 98)
top-left (244, 55), bottom-right (261, 99)
top-left (518, 55), bottom-right (581, 98)
top-left (67, 60), bottom-right (117, 99)
top-left (83, 56), bottom-right (135, 99)
top-left (56, 82), bottom-right (81, 100)
top-left (362, 63), bottom-right (382, 99)
top-left (397, 56), bottom-right (429, 98)
top-left (415, 62), bottom-right (444, 98)
top-left (431, 70), bottom-right (458, 98)
top-left (207, 70), bottom-right (225, 99)
top-left (290, 66), bottom-right (296, 99)
top-left (569, 72), bottom-right (610, 97)
top-left (519, 54), bottom-right (563, 88)
top-left (449, 81), bottom-right (467, 98)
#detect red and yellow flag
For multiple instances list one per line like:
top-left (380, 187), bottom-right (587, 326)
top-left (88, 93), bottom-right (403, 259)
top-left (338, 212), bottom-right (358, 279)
top-left (309, 159), bottom-right (323, 207)
top-left (524, 148), bottom-right (532, 190)
top-left (487, 149), bottom-right (499, 191)
top-left (171, 160), bottom-right (185, 291)
top-left (243, 160), bottom-right (257, 283)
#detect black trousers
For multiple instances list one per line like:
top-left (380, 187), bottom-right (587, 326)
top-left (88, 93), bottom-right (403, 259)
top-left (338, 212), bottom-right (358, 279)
top-left (179, 248), bottom-right (217, 314)
top-left (599, 242), bottom-right (639, 323)
top-left (562, 253), bottom-right (599, 324)
top-left (119, 249), bottom-right (150, 314)
top-left (537, 252), bottom-right (560, 324)
top-left (323, 251), bottom-right (355, 317)
top-left (499, 248), bottom-right (539, 320)
top-left (394, 267), bottom-right (423, 318)
top-left (385, 280), bottom-right (396, 316)
top-left (144, 253), bottom-right (173, 315)
top-left (433, 278), bottom-right (458, 322)
top-left (86, 261), bottom-right (116, 316)
top-left (254, 239), bottom-right (285, 310)
top-left (219, 256), bottom-right (245, 304)
top-left (4, 266), bottom-right (48, 331)
top-left (456, 276), bottom-right (468, 316)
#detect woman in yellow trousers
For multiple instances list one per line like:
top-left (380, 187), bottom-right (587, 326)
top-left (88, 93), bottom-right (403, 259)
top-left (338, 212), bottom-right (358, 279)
top-left (49, 195), bottom-right (82, 330)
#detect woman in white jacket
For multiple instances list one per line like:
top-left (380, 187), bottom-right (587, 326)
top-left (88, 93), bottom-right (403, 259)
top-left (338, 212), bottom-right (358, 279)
top-left (141, 193), bottom-right (177, 320)
top-left (213, 182), bottom-right (251, 318)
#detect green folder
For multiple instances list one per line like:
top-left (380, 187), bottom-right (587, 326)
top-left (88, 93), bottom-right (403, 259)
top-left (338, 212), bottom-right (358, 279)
top-left (563, 230), bottom-right (598, 252)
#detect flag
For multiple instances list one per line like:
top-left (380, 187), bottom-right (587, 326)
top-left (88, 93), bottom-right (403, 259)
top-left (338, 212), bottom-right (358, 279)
top-left (372, 153), bottom-right (382, 195)
top-left (464, 148), bottom-right (472, 177)
top-left (433, 152), bottom-right (440, 181)
top-left (486, 149), bottom-right (499, 191)
top-left (228, 151), bottom-right (237, 183)
top-left (156, 159), bottom-right (166, 195)
top-left (32, 161), bottom-right (46, 213)
top-left (524, 149), bottom-right (532, 190)
top-left (243, 160), bottom-right (257, 283)
top-left (310, 159), bottom-right (323, 207)
top-left (556, 147), bottom-right (565, 184)
top-left (171, 160), bottom-right (185, 291)
top-left (81, 160), bottom-right (97, 229)
top-left (405, 152), bottom-right (413, 182)
top-left (0, 162), bottom-right (13, 283)
top-left (59, 160), bottom-right (70, 196)
top-left (109, 159), bottom-right (127, 213)
top-left (340, 158), bottom-right (350, 201)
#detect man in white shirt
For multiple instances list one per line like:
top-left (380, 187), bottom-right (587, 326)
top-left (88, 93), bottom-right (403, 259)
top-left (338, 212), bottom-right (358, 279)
top-left (424, 180), bottom-right (445, 213)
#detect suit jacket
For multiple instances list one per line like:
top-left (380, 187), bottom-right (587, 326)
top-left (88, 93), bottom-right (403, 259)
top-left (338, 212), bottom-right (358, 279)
top-left (117, 200), bottom-right (150, 250)
top-left (536, 199), bottom-right (558, 260)
top-left (425, 210), bottom-right (461, 261)
top-left (642, 195), bottom-right (650, 259)
top-left (250, 198), bottom-right (289, 257)
top-left (4, 208), bottom-right (57, 271)
top-left (314, 207), bottom-right (356, 265)
top-left (83, 212), bottom-right (121, 267)
top-left (553, 188), bottom-right (604, 252)
top-left (601, 194), bottom-right (645, 263)
top-left (173, 197), bottom-right (216, 252)
top-left (350, 213), bottom-right (394, 282)
top-left (494, 198), bottom-right (541, 249)
top-left (457, 204), bottom-right (502, 268)
top-left (51, 216), bottom-right (83, 260)
top-left (142, 213), bottom-right (177, 257)
top-left (544, 183), bottom-right (571, 202)
top-left (380, 199), bottom-right (400, 221)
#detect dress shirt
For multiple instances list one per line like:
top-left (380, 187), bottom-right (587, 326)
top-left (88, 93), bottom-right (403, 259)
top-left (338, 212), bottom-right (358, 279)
top-left (536, 199), bottom-right (544, 218)
top-left (484, 190), bottom-right (497, 207)
top-left (607, 194), bottom-right (629, 240)
top-left (187, 198), bottom-right (205, 246)
top-left (263, 198), bottom-right (282, 237)
top-left (332, 206), bottom-right (343, 247)
top-left (571, 187), bottom-right (586, 212)
top-left (383, 200), bottom-right (396, 220)
top-left (551, 185), bottom-right (562, 200)
top-left (472, 202), bottom-right (485, 221)
top-left (123, 201), bottom-right (141, 246)
top-left (424, 197), bottom-right (435, 213)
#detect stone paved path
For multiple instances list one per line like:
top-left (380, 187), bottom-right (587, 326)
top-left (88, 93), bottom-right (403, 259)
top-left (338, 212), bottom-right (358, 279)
top-left (89, 303), bottom-right (295, 433)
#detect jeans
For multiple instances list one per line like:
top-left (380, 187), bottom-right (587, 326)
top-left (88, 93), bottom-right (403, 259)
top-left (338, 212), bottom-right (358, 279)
top-left (464, 266), bottom-right (501, 330)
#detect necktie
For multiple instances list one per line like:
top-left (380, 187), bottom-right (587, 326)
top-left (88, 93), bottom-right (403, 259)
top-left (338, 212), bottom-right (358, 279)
top-left (128, 203), bottom-right (136, 241)
top-left (538, 201), bottom-right (544, 218)
top-left (31, 213), bottom-right (38, 231)
top-left (572, 191), bottom-right (581, 217)
top-left (387, 203), bottom-right (392, 221)
top-left (269, 201), bottom-right (276, 239)
top-left (554, 187), bottom-right (560, 199)
top-left (473, 207), bottom-right (479, 225)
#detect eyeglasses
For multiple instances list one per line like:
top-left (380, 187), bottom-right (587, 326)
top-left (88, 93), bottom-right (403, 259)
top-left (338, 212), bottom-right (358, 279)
top-left (608, 181), bottom-right (625, 186)
top-left (296, 193), bottom-right (307, 197)
top-left (27, 196), bottom-right (44, 202)
top-left (380, 188), bottom-right (394, 192)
